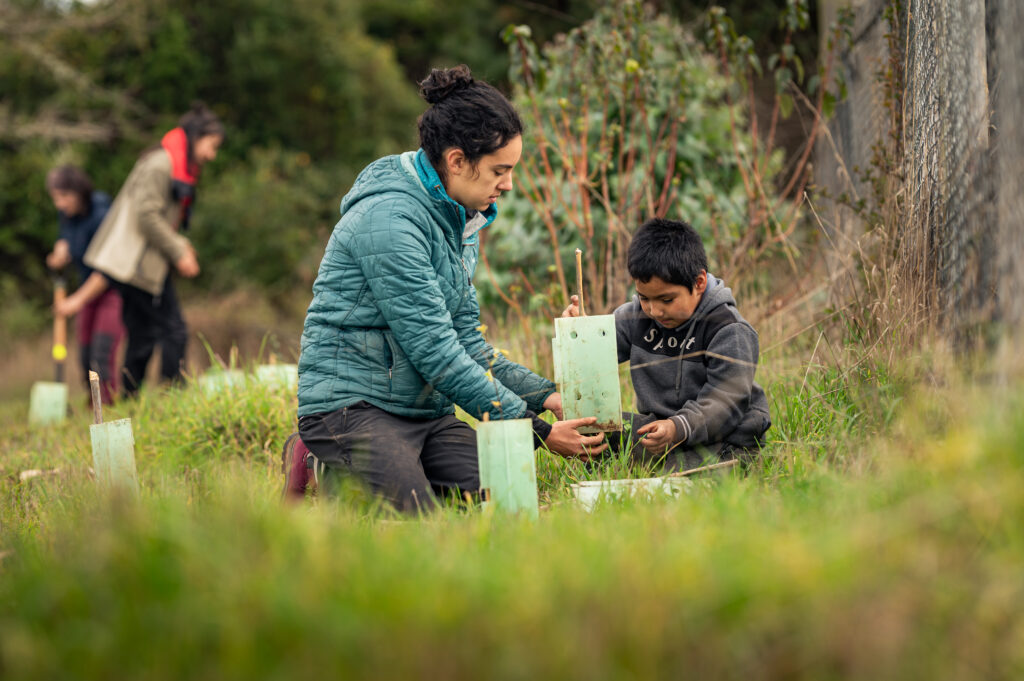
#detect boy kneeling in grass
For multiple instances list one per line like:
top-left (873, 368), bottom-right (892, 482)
top-left (564, 218), bottom-right (770, 472)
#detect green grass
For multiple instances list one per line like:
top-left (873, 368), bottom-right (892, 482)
top-left (1, 356), bottom-right (1022, 679)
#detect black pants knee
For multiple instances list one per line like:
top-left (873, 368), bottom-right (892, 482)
top-left (298, 401), bottom-right (479, 514)
top-left (118, 277), bottom-right (187, 397)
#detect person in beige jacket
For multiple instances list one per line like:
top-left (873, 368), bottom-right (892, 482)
top-left (85, 103), bottom-right (223, 396)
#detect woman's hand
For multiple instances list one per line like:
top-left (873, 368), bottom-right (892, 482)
top-left (636, 419), bottom-right (677, 451)
top-left (46, 240), bottom-right (71, 270)
top-left (561, 294), bottom-right (584, 318)
top-left (542, 392), bottom-right (563, 420)
top-left (175, 248), bottom-right (200, 278)
top-left (544, 416), bottom-right (608, 459)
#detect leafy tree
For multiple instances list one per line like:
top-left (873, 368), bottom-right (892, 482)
top-left (486, 0), bottom-right (768, 316)
top-left (0, 0), bottom-right (422, 320)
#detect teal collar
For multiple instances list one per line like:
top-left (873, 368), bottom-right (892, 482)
top-left (413, 149), bottom-right (498, 237)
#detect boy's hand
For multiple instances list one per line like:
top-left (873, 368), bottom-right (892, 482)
top-left (54, 293), bottom-right (84, 318)
top-left (542, 392), bottom-right (563, 419)
top-left (561, 295), bottom-right (585, 318)
top-left (636, 419), bottom-right (677, 451)
top-left (545, 416), bottom-right (608, 459)
top-left (46, 240), bottom-right (71, 270)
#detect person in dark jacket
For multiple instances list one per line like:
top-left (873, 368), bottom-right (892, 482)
top-left (564, 218), bottom-right (771, 472)
top-left (297, 65), bottom-right (606, 513)
top-left (45, 165), bottom-right (124, 403)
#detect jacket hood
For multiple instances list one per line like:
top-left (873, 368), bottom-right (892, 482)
top-left (696, 273), bottom-right (736, 316)
top-left (339, 149), bottom-right (497, 248)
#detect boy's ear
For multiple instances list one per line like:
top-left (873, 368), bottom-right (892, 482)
top-left (694, 270), bottom-right (708, 294)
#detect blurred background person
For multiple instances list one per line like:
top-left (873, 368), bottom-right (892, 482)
top-left (45, 165), bottom-right (124, 404)
top-left (85, 103), bottom-right (223, 397)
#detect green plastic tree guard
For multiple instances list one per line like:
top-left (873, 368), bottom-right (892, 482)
top-left (477, 418), bottom-right (538, 519)
top-left (29, 381), bottom-right (67, 426)
top-left (254, 364), bottom-right (298, 391)
top-left (90, 418), bottom-right (139, 495)
top-left (198, 369), bottom-right (247, 395)
top-left (552, 314), bottom-right (622, 433)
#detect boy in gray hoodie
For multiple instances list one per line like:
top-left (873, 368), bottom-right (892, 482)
top-left (564, 218), bottom-right (770, 471)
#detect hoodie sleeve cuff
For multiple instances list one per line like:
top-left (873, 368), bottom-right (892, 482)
top-left (670, 414), bottom-right (691, 445)
top-left (526, 410), bottom-right (552, 449)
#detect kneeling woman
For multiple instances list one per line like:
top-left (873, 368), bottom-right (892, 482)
top-left (298, 65), bottom-right (605, 513)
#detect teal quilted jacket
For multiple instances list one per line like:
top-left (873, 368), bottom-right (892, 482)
top-left (297, 149), bottom-right (556, 420)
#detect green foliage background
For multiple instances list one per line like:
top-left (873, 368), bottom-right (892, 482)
top-left (0, 0), bottom-right (815, 339)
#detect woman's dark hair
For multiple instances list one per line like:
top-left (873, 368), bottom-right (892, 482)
top-left (627, 218), bottom-right (708, 291)
top-left (179, 102), bottom-right (224, 164)
top-left (417, 65), bottom-right (522, 181)
top-left (45, 165), bottom-right (94, 213)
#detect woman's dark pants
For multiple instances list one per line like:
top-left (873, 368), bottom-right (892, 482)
top-left (118, 277), bottom-right (188, 397)
top-left (298, 401), bottom-right (479, 514)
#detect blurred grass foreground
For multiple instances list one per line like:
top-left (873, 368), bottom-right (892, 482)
top-left (3, 0), bottom-right (1024, 677)
top-left (0, 357), bottom-right (1022, 680)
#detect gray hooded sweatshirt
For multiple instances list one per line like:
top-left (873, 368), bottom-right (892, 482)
top-left (613, 274), bottom-right (771, 448)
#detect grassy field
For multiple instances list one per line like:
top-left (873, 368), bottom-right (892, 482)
top-left (1, 342), bottom-right (1022, 680)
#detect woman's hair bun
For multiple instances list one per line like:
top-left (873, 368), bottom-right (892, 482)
top-left (419, 65), bottom-right (475, 104)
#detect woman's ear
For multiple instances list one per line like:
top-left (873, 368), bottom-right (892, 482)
top-left (444, 148), bottom-right (466, 176)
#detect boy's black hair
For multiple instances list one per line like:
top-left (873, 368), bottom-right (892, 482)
top-left (627, 218), bottom-right (708, 291)
top-left (417, 64), bottom-right (523, 181)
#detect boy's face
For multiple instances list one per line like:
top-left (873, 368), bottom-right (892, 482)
top-left (635, 272), bottom-right (707, 329)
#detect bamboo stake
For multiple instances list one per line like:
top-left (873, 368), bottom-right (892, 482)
top-left (663, 459), bottom-right (739, 478)
top-left (89, 370), bottom-right (103, 425)
top-left (575, 248), bottom-right (586, 316)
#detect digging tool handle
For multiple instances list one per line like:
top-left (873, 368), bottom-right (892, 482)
top-left (53, 276), bottom-right (67, 383)
top-left (575, 248), bottom-right (585, 316)
top-left (89, 371), bottom-right (103, 425)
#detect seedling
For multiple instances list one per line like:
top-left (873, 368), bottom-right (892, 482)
top-left (88, 371), bottom-right (139, 495)
top-left (477, 414), bottom-right (538, 519)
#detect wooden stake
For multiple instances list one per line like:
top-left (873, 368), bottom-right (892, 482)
top-left (663, 459), bottom-right (739, 478)
top-left (89, 370), bottom-right (103, 425)
top-left (574, 248), bottom-right (585, 316)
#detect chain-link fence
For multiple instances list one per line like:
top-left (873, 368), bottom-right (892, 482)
top-left (818, 0), bottom-right (1023, 347)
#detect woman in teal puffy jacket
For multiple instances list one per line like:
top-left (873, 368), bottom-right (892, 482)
top-left (297, 65), bottom-right (606, 512)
